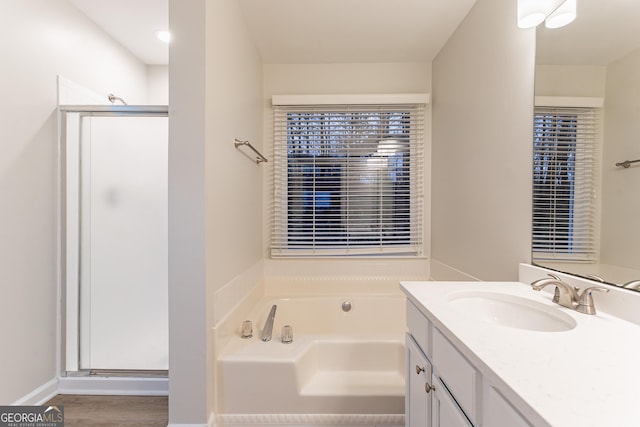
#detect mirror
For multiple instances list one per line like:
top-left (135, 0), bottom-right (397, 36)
top-left (533, 0), bottom-right (640, 289)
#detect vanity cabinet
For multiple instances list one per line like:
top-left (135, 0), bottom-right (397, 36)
top-left (407, 333), bottom-right (472, 427)
top-left (432, 375), bottom-right (473, 427)
top-left (405, 300), bottom-right (530, 427)
top-left (405, 334), bottom-right (432, 427)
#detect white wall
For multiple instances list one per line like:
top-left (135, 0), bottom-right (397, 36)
top-left (205, 0), bottom-right (264, 421)
top-left (169, 0), bottom-right (263, 424)
top-left (431, 0), bottom-right (535, 281)
top-left (535, 64), bottom-right (606, 97)
top-left (147, 65), bottom-right (170, 105)
top-left (206, 0), bottom-right (263, 299)
top-left (262, 63), bottom-right (432, 283)
top-left (600, 47), bottom-right (640, 270)
top-left (0, 0), bottom-right (149, 405)
top-left (168, 1), bottom-right (207, 424)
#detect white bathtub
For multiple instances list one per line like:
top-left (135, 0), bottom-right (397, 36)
top-left (218, 295), bottom-right (406, 425)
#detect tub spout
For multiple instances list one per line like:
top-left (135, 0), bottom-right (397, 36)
top-left (261, 305), bottom-right (277, 342)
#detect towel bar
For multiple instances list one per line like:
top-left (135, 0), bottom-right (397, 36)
top-left (234, 139), bottom-right (268, 164)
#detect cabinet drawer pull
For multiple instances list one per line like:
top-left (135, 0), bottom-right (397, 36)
top-left (416, 365), bottom-right (425, 374)
top-left (425, 382), bottom-right (435, 393)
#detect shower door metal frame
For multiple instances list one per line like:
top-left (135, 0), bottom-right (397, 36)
top-left (59, 105), bottom-right (168, 376)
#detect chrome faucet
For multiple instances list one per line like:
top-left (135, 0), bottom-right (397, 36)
top-left (531, 274), bottom-right (566, 304)
top-left (261, 305), bottom-right (277, 342)
top-left (531, 275), bottom-right (580, 309)
top-left (531, 274), bottom-right (609, 314)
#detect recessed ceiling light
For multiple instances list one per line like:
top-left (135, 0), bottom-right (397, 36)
top-left (155, 30), bottom-right (171, 43)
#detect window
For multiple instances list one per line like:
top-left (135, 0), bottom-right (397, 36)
top-left (271, 101), bottom-right (425, 257)
top-left (532, 105), bottom-right (600, 261)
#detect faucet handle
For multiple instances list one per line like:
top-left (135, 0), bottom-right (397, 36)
top-left (531, 273), bottom-right (561, 286)
top-left (576, 287), bottom-right (610, 315)
top-left (623, 280), bottom-right (640, 290)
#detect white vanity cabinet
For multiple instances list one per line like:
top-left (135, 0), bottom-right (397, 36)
top-left (402, 280), bottom-right (640, 427)
top-left (405, 300), bottom-right (530, 427)
top-left (432, 375), bottom-right (473, 427)
top-left (405, 334), bottom-right (432, 427)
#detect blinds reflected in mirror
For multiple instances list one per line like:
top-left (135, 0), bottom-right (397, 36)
top-left (532, 105), bottom-right (601, 261)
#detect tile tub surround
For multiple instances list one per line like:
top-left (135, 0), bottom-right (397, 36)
top-left (401, 281), bottom-right (640, 427)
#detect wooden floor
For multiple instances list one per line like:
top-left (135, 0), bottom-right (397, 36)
top-left (45, 395), bottom-right (168, 427)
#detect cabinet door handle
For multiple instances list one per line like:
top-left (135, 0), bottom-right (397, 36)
top-left (425, 382), bottom-right (435, 393)
top-left (415, 365), bottom-right (425, 374)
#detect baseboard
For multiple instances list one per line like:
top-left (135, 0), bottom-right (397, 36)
top-left (58, 376), bottom-right (168, 396)
top-left (169, 411), bottom-right (214, 427)
top-left (12, 378), bottom-right (59, 405)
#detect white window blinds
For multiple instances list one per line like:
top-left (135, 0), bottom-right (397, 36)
top-left (532, 105), bottom-right (600, 261)
top-left (271, 103), bottom-right (425, 257)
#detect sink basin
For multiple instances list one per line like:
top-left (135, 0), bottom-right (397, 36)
top-left (448, 291), bottom-right (577, 332)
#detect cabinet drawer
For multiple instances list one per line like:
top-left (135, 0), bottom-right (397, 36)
top-left (407, 301), bottom-right (431, 357)
top-left (432, 328), bottom-right (479, 424)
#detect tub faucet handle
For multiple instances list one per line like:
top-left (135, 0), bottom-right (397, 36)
top-left (281, 324), bottom-right (293, 344)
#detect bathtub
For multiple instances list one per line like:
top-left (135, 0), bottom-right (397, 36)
top-left (218, 295), bottom-right (406, 426)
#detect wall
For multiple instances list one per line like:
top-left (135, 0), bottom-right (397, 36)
top-left (206, 0), bottom-right (264, 421)
top-left (262, 63), bottom-right (432, 285)
top-left (168, 0), bottom-right (264, 424)
top-left (147, 65), bottom-right (170, 105)
top-left (0, 0), bottom-right (149, 405)
top-left (534, 64), bottom-right (606, 97)
top-left (168, 2), bottom-right (207, 425)
top-left (430, 0), bottom-right (535, 281)
top-left (600, 47), bottom-right (640, 270)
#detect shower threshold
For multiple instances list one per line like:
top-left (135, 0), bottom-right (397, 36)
top-left (88, 369), bottom-right (168, 378)
top-left (59, 371), bottom-right (169, 396)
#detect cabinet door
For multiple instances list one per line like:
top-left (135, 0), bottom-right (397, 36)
top-left (406, 334), bottom-right (433, 427)
top-left (433, 376), bottom-right (473, 427)
top-left (483, 384), bottom-right (532, 427)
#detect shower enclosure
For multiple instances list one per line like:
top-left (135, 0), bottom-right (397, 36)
top-left (60, 106), bottom-right (168, 374)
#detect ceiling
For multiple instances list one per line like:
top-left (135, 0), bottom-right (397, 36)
top-left (237, 0), bottom-right (476, 63)
top-left (536, 0), bottom-right (640, 66)
top-left (68, 0), bottom-right (169, 65)
top-left (67, 0), bottom-right (640, 67)
top-left (68, 0), bottom-right (475, 65)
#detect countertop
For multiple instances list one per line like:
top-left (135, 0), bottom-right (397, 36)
top-left (400, 281), bottom-right (640, 427)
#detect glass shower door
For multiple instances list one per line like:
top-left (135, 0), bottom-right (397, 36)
top-left (68, 112), bottom-right (168, 371)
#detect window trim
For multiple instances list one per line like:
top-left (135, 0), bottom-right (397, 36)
top-left (270, 95), bottom-right (428, 258)
top-left (532, 97), bottom-right (603, 262)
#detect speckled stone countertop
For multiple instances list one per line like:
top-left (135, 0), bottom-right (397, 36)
top-left (401, 281), bottom-right (640, 427)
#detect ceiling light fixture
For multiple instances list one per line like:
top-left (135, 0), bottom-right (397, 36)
top-left (517, 0), bottom-right (576, 29)
top-left (154, 30), bottom-right (171, 43)
top-left (544, 0), bottom-right (577, 28)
